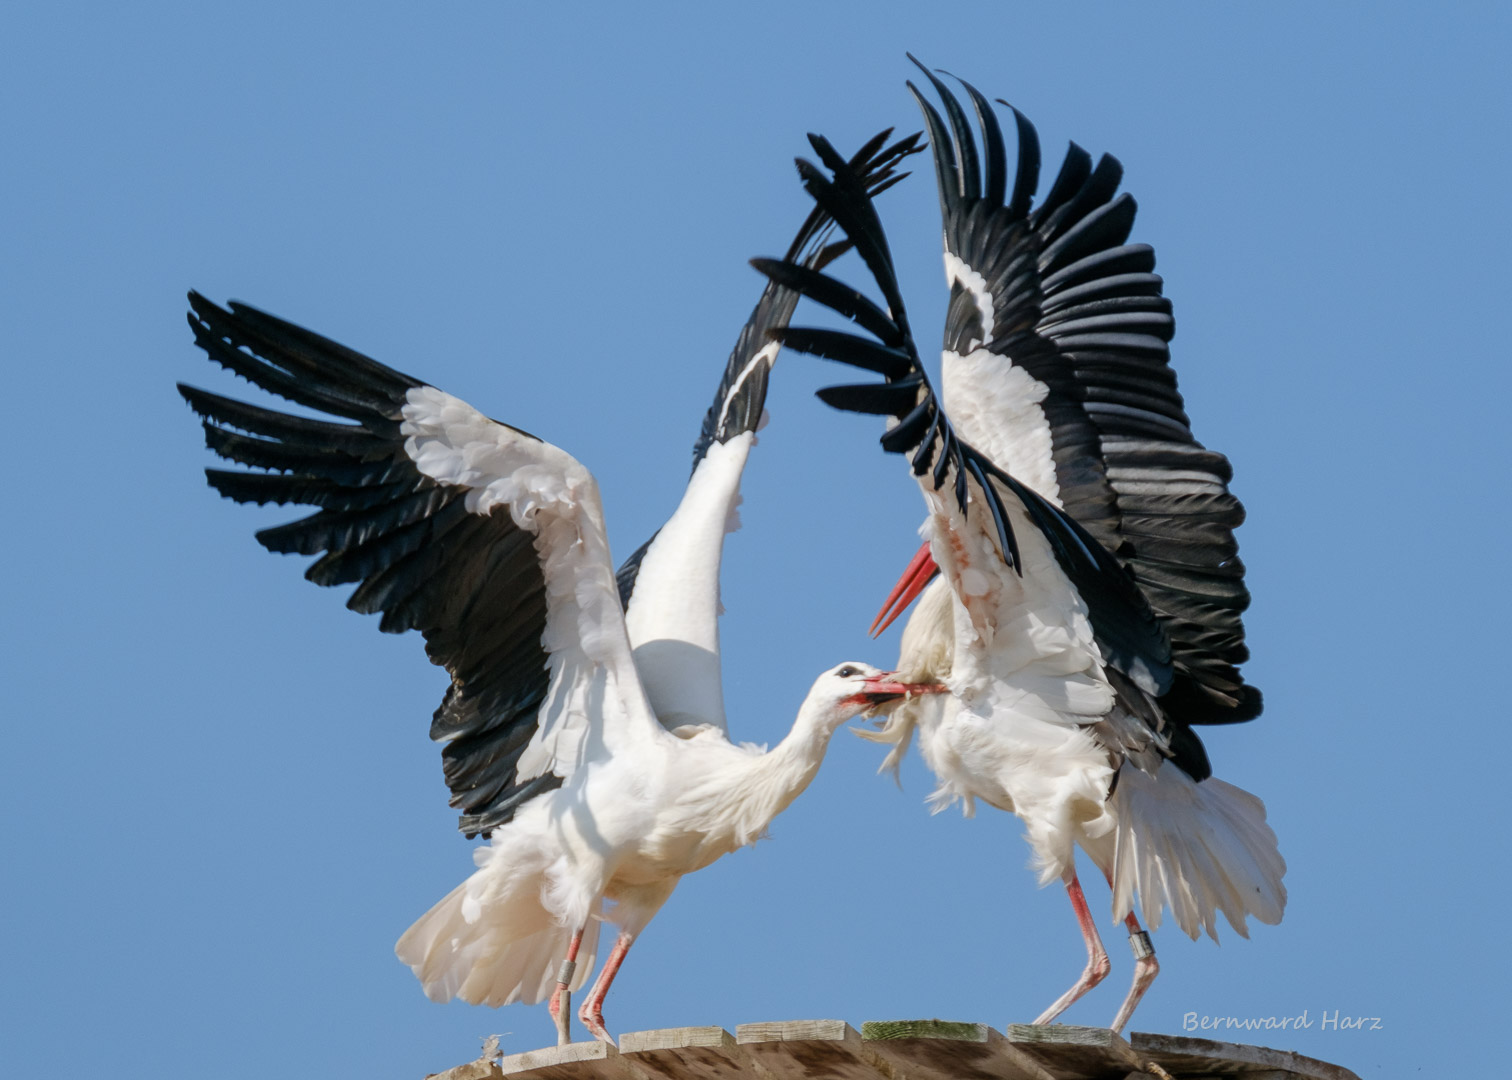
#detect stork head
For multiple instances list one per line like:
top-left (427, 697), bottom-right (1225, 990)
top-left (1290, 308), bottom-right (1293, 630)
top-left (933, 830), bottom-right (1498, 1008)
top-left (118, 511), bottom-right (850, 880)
top-left (807, 662), bottom-right (948, 729)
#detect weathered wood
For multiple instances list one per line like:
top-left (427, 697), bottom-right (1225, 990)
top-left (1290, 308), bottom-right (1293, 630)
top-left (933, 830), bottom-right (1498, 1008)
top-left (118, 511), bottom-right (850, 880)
top-left (736, 1019), bottom-right (860, 1044)
top-left (862, 1020), bottom-right (991, 1042)
top-left (621, 1029), bottom-right (738, 1054)
top-left (861, 1019), bottom-right (1057, 1080)
top-left (1003, 1025), bottom-right (1146, 1080)
top-left (735, 1020), bottom-right (895, 1080)
top-left (1128, 1032), bottom-right (1361, 1080)
top-left (556, 992), bottom-right (573, 1047)
top-left (457, 1020), bottom-right (1362, 1080)
top-left (619, 1027), bottom-right (751, 1080)
top-left (498, 1039), bottom-right (628, 1080)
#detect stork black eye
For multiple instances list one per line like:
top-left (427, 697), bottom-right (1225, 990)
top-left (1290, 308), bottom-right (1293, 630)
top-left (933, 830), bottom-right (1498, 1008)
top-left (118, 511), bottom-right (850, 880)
top-left (837, 665), bottom-right (859, 678)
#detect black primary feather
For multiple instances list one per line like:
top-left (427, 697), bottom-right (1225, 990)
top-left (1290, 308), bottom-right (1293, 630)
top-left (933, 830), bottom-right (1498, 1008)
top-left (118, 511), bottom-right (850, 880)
top-left (618, 128), bottom-right (922, 606)
top-left (181, 293), bottom-right (559, 836)
top-left (686, 128), bottom-right (923, 470)
top-left (903, 64), bottom-right (1263, 742)
top-left (753, 129), bottom-right (1176, 693)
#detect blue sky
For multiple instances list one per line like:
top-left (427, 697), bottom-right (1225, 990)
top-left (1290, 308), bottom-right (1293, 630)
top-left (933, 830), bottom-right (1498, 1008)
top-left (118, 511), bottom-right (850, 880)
top-left (4, 3), bottom-right (1508, 1077)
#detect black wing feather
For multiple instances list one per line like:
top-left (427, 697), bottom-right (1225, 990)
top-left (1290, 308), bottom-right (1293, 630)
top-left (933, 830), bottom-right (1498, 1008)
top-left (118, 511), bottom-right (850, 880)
top-left (617, 130), bottom-right (923, 603)
top-left (181, 292), bottom-right (557, 837)
top-left (757, 148), bottom-right (1174, 691)
top-left (762, 68), bottom-right (1265, 780)
top-left (908, 71), bottom-right (1261, 741)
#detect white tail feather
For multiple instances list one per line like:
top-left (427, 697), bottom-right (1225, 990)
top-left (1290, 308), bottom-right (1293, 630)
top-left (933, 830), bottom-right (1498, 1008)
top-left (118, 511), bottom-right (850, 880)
top-left (1109, 763), bottom-right (1286, 941)
top-left (395, 875), bottom-right (601, 1007)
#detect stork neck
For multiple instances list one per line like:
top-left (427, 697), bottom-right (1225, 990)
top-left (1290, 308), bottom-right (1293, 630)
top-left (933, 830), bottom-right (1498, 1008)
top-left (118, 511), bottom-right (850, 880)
top-left (774, 699), bottom-right (842, 771)
top-left (700, 701), bottom-right (842, 850)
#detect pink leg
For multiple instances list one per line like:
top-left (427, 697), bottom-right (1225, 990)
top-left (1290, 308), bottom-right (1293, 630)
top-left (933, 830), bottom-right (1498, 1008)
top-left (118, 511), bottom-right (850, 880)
top-left (547, 927), bottom-right (585, 1046)
top-left (1109, 910), bottom-right (1159, 1034)
top-left (577, 929), bottom-right (635, 1045)
top-left (1033, 870), bottom-right (1111, 1025)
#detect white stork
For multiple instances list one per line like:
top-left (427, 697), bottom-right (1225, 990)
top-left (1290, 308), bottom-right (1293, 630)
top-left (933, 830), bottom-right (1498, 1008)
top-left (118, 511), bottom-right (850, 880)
top-left (756, 63), bottom-right (1284, 1033)
top-left (178, 130), bottom-right (936, 1045)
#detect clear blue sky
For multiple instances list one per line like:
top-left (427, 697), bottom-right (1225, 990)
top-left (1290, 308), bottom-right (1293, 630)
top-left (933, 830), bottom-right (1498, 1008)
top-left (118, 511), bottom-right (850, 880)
top-left (4, 3), bottom-right (1507, 1077)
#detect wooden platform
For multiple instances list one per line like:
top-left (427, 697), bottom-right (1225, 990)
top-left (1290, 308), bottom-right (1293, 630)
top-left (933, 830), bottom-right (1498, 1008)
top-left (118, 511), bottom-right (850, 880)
top-left (429, 1019), bottom-right (1360, 1080)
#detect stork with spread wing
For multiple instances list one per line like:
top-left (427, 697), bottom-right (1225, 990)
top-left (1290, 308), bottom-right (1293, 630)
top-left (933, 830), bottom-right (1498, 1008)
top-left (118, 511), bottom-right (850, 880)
top-left (179, 131), bottom-right (937, 1044)
top-left (757, 63), bottom-right (1283, 1032)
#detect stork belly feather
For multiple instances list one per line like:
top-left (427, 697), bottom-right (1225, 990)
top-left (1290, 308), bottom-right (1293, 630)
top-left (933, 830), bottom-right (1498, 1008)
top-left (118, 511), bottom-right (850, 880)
top-left (919, 699), bottom-right (1115, 881)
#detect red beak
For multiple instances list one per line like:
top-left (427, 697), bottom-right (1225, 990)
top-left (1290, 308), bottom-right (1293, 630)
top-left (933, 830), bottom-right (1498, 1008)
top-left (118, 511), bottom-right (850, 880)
top-left (870, 541), bottom-right (940, 637)
top-left (857, 671), bottom-right (950, 706)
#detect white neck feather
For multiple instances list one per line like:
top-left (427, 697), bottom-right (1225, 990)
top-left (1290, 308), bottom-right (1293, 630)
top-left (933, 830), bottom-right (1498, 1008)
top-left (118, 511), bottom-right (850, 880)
top-left (673, 695), bottom-right (843, 864)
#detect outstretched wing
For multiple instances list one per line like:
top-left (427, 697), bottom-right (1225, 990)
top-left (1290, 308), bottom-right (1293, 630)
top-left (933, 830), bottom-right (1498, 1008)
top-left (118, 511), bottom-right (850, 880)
top-left (753, 137), bottom-right (1174, 702)
top-left (180, 293), bottom-right (665, 837)
top-left (906, 61), bottom-right (1258, 729)
top-left (688, 129), bottom-right (924, 472)
top-left (615, 128), bottom-right (923, 606)
top-left (613, 130), bottom-right (922, 733)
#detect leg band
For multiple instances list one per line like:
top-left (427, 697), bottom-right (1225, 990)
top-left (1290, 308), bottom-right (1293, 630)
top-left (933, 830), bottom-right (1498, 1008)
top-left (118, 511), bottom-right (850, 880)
top-left (1128, 930), bottom-right (1155, 960)
top-left (556, 958), bottom-right (577, 986)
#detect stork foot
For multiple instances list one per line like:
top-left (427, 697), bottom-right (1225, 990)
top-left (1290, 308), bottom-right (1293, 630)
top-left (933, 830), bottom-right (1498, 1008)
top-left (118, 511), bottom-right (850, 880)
top-left (577, 1001), bottom-right (614, 1045)
top-left (1033, 870), bottom-right (1112, 1025)
top-left (574, 927), bottom-right (632, 1046)
top-left (1109, 929), bottom-right (1159, 1034)
top-left (1033, 948), bottom-right (1111, 1025)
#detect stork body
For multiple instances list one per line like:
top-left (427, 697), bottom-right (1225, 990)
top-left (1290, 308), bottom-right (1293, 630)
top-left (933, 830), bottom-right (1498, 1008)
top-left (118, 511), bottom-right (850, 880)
top-left (759, 67), bottom-right (1283, 1033)
top-left (180, 131), bottom-right (924, 1043)
top-left (398, 656), bottom-right (931, 1041)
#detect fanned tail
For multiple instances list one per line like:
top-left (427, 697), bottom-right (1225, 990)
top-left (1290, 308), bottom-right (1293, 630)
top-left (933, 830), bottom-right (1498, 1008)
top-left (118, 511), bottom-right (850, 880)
top-left (395, 859), bottom-right (602, 1007)
top-left (1109, 763), bottom-right (1286, 941)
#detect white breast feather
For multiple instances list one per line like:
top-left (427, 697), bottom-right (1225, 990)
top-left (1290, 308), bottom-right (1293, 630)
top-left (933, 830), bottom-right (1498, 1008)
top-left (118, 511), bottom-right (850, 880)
top-left (930, 496), bottom-right (1112, 727)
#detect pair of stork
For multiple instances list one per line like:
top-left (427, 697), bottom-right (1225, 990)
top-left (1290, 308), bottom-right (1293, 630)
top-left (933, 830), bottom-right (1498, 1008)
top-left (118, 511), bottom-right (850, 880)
top-left (180, 61), bottom-right (1285, 1046)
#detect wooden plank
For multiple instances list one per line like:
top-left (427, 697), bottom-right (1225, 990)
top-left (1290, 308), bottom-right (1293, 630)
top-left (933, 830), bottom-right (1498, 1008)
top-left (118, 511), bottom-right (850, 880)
top-left (734, 1020), bottom-right (894, 1080)
top-left (862, 1020), bottom-right (992, 1042)
top-left (452, 1020), bottom-right (1364, 1080)
top-left (618, 1027), bottom-right (751, 1080)
top-left (1003, 1025), bottom-right (1146, 1080)
top-left (620, 1029), bottom-right (738, 1054)
top-left (1128, 1032), bottom-right (1362, 1080)
top-left (860, 1019), bottom-right (1057, 1080)
top-left (498, 1039), bottom-right (630, 1080)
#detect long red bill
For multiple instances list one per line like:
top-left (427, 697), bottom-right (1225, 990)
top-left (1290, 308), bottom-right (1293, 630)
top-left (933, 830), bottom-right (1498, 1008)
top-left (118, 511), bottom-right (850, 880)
top-left (869, 541), bottom-right (940, 637)
top-left (853, 673), bottom-right (950, 708)
top-left (860, 677), bottom-right (949, 698)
